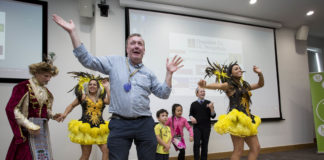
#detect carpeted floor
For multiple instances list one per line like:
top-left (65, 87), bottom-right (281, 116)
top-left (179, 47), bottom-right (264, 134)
top-left (214, 147), bottom-right (324, 160)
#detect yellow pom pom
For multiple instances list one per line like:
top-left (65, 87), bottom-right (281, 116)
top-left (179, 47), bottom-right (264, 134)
top-left (238, 114), bottom-right (250, 126)
top-left (96, 136), bottom-right (107, 144)
top-left (213, 109), bottom-right (262, 137)
top-left (254, 116), bottom-right (261, 126)
top-left (80, 123), bottom-right (91, 133)
top-left (218, 115), bottom-right (226, 120)
top-left (90, 127), bottom-right (100, 138)
top-left (67, 120), bottom-right (110, 145)
top-left (99, 123), bottom-right (108, 135)
top-left (68, 120), bottom-right (78, 130)
top-left (83, 134), bottom-right (95, 145)
top-left (71, 126), bottom-right (80, 135)
top-left (214, 114), bottom-right (230, 135)
top-left (228, 109), bottom-right (239, 123)
top-left (68, 120), bottom-right (83, 135)
top-left (72, 133), bottom-right (85, 144)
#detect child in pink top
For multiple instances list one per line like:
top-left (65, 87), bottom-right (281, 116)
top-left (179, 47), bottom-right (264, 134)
top-left (166, 104), bottom-right (193, 160)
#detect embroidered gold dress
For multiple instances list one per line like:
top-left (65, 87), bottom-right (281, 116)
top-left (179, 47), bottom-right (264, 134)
top-left (214, 87), bottom-right (261, 137)
top-left (68, 97), bottom-right (109, 145)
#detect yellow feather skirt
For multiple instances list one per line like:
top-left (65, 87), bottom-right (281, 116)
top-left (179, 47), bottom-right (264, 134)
top-left (214, 109), bottom-right (261, 137)
top-left (68, 120), bottom-right (109, 145)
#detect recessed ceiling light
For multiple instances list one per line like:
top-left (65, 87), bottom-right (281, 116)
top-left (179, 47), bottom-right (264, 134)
top-left (249, 0), bottom-right (257, 5)
top-left (306, 10), bottom-right (314, 16)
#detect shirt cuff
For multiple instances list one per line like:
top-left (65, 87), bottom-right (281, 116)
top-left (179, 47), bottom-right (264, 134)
top-left (162, 82), bottom-right (172, 94)
top-left (73, 43), bottom-right (87, 57)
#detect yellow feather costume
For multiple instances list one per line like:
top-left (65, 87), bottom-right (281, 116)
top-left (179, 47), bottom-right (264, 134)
top-left (67, 72), bottom-right (110, 145)
top-left (205, 59), bottom-right (261, 137)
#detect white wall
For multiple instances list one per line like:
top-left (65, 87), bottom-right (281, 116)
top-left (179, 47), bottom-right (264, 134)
top-left (0, 0), bottom-right (315, 159)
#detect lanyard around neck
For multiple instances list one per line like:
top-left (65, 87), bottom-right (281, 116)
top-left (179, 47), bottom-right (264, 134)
top-left (126, 58), bottom-right (141, 81)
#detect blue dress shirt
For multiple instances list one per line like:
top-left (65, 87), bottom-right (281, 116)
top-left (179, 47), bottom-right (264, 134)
top-left (73, 44), bottom-right (171, 117)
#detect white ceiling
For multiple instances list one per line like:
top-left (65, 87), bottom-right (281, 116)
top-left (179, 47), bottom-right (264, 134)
top-left (139, 0), bottom-right (324, 38)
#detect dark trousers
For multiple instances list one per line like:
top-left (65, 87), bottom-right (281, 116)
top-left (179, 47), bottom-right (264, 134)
top-left (178, 149), bottom-right (185, 160)
top-left (107, 117), bottom-right (157, 160)
top-left (156, 153), bottom-right (169, 160)
top-left (193, 126), bottom-right (211, 160)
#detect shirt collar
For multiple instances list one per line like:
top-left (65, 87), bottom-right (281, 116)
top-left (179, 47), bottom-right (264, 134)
top-left (159, 122), bottom-right (167, 127)
top-left (134, 63), bottom-right (143, 69)
top-left (198, 98), bottom-right (204, 103)
top-left (32, 77), bottom-right (43, 86)
top-left (174, 116), bottom-right (180, 120)
top-left (128, 58), bottom-right (143, 69)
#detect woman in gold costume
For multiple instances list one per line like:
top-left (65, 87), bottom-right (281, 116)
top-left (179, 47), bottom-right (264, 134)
top-left (57, 72), bottom-right (110, 160)
top-left (198, 60), bottom-right (264, 160)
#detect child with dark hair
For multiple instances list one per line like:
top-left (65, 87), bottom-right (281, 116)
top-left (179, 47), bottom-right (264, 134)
top-left (166, 104), bottom-right (193, 160)
top-left (155, 109), bottom-right (172, 160)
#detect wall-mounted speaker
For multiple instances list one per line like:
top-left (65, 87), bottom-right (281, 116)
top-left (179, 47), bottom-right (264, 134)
top-left (79, 0), bottom-right (93, 18)
top-left (296, 25), bottom-right (309, 40)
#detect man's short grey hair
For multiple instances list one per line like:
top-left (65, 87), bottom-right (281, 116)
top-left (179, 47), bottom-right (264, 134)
top-left (126, 33), bottom-right (145, 48)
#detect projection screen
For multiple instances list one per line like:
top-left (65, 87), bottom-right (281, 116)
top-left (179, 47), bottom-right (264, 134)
top-left (0, 0), bottom-right (47, 83)
top-left (126, 8), bottom-right (281, 121)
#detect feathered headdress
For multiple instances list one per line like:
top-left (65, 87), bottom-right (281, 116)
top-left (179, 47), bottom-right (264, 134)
top-left (205, 58), bottom-right (249, 87)
top-left (68, 72), bottom-right (109, 100)
top-left (204, 58), bottom-right (251, 102)
top-left (204, 57), bottom-right (232, 83)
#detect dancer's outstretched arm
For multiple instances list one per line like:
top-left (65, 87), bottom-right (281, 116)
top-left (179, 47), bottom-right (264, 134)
top-left (198, 79), bottom-right (228, 91)
top-left (57, 99), bottom-right (79, 122)
top-left (250, 65), bottom-right (264, 90)
top-left (102, 79), bottom-right (110, 105)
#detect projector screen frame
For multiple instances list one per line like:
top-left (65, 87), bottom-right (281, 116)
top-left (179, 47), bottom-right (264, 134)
top-left (0, 0), bottom-right (48, 83)
top-left (125, 7), bottom-right (283, 122)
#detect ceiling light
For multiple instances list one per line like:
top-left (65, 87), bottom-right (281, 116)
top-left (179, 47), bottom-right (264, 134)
top-left (249, 0), bottom-right (257, 5)
top-left (306, 10), bottom-right (314, 16)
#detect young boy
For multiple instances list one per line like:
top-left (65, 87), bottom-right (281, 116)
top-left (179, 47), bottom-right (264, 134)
top-left (155, 109), bottom-right (172, 160)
